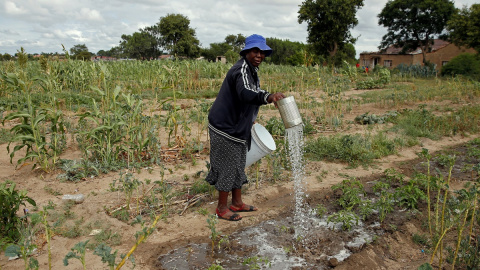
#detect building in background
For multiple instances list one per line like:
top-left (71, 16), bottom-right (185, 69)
top-left (359, 39), bottom-right (477, 70)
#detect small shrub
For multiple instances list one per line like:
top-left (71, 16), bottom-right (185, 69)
top-left (441, 53), bottom-right (480, 80)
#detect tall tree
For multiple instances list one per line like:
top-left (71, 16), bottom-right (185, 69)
top-left (156, 13), bottom-right (200, 58)
top-left (265, 38), bottom-right (306, 66)
top-left (378, 0), bottom-right (456, 64)
top-left (224, 34), bottom-right (246, 53)
top-left (447, 4), bottom-right (480, 52)
top-left (70, 44), bottom-right (91, 60)
top-left (120, 29), bottom-right (160, 60)
top-left (201, 42), bottom-right (232, 62)
top-left (298, 0), bottom-right (363, 65)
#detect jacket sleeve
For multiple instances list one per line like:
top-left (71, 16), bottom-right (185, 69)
top-left (234, 61), bottom-right (270, 105)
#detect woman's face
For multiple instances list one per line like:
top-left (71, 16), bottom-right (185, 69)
top-left (245, 47), bottom-right (266, 67)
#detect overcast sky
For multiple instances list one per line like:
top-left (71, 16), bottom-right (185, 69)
top-left (0, 0), bottom-right (477, 58)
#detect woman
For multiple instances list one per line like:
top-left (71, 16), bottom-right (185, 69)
top-left (206, 34), bottom-right (285, 221)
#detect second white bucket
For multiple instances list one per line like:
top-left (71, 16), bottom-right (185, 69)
top-left (245, 123), bottom-right (276, 168)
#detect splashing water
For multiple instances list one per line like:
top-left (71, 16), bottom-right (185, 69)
top-left (285, 124), bottom-right (309, 239)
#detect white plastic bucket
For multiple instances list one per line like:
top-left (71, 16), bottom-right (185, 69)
top-left (245, 123), bottom-right (276, 168)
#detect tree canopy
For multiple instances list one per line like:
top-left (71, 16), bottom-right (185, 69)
top-left (265, 38), bottom-right (306, 66)
top-left (120, 29), bottom-right (161, 60)
top-left (155, 13), bottom-right (200, 58)
top-left (298, 0), bottom-right (363, 65)
top-left (224, 34), bottom-right (246, 53)
top-left (447, 4), bottom-right (480, 53)
top-left (69, 44), bottom-right (92, 61)
top-left (378, 0), bottom-right (456, 64)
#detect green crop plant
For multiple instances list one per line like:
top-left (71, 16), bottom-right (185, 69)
top-left (0, 180), bottom-right (36, 243)
top-left (372, 181), bottom-right (390, 194)
top-left (327, 209), bottom-right (360, 231)
top-left (358, 199), bottom-right (374, 221)
top-left (2, 73), bottom-right (66, 172)
top-left (375, 190), bottom-right (395, 223)
top-left (154, 180), bottom-right (173, 217)
top-left (394, 179), bottom-right (426, 209)
top-left (5, 212), bottom-right (41, 270)
top-left (77, 81), bottom-right (162, 171)
top-left (305, 133), bottom-right (400, 168)
top-left (453, 234), bottom-right (480, 269)
top-left (242, 255), bottom-right (272, 269)
top-left (355, 69), bottom-right (390, 90)
top-left (315, 204), bottom-right (327, 217)
top-left (449, 188), bottom-right (476, 269)
top-left (417, 148), bottom-right (433, 236)
top-left (57, 159), bottom-right (100, 182)
top-left (466, 138), bottom-right (480, 158)
top-left (40, 207), bottom-right (53, 270)
top-left (428, 155), bottom-right (456, 268)
top-left (160, 64), bottom-right (188, 147)
top-left (64, 240), bottom-right (89, 269)
top-left (341, 61), bottom-right (357, 82)
top-left (110, 172), bottom-right (143, 214)
top-left (77, 86), bottom-right (127, 169)
top-left (439, 155), bottom-right (456, 237)
top-left (467, 165), bottom-right (480, 244)
top-left (207, 264), bottom-right (225, 270)
top-left (93, 243), bottom-right (123, 270)
top-left (121, 93), bottom-right (162, 167)
top-left (206, 214), bottom-right (220, 254)
top-left (332, 178), bottom-right (365, 209)
top-left (115, 214), bottom-right (161, 270)
top-left (428, 172), bottom-right (444, 238)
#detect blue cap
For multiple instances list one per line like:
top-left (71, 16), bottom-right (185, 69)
top-left (240, 34), bottom-right (273, 57)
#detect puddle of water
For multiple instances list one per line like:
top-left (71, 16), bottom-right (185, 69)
top-left (156, 210), bottom-right (382, 269)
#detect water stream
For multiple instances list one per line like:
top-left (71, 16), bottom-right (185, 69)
top-left (285, 124), bottom-right (309, 240)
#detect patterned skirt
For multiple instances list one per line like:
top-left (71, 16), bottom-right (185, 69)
top-left (205, 128), bottom-right (248, 192)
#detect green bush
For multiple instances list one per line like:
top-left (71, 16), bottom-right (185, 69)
top-left (441, 53), bottom-right (480, 80)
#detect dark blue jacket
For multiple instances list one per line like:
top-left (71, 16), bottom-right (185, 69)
top-left (208, 57), bottom-right (271, 146)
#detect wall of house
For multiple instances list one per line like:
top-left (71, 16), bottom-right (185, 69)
top-left (359, 54), bottom-right (418, 69)
top-left (359, 45), bottom-right (477, 70)
top-left (426, 45), bottom-right (477, 69)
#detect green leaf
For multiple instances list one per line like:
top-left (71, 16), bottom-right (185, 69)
top-left (33, 114), bottom-right (47, 127)
top-left (90, 86), bottom-right (105, 96)
top-left (418, 263), bottom-right (433, 270)
top-left (4, 113), bottom-right (32, 121)
top-left (5, 244), bottom-right (21, 257)
top-left (94, 243), bottom-right (117, 266)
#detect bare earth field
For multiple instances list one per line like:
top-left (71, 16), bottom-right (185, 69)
top-left (1, 88), bottom-right (479, 270)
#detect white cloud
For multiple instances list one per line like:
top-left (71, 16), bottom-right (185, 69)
top-left (77, 8), bottom-right (103, 22)
top-left (4, 1), bottom-right (27, 15)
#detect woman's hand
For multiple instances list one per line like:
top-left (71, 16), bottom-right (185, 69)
top-left (268, 93), bottom-right (286, 108)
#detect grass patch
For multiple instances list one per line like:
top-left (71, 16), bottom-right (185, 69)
top-left (389, 105), bottom-right (480, 139)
